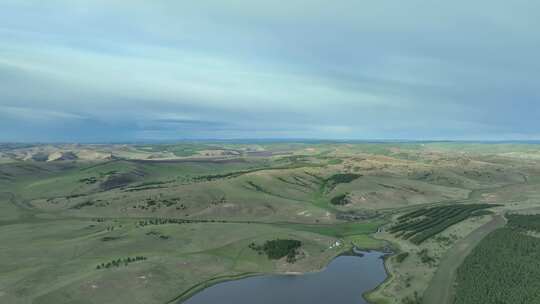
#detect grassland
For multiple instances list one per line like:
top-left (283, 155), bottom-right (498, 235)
top-left (1, 142), bottom-right (540, 304)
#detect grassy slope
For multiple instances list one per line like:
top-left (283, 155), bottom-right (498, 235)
top-left (1, 142), bottom-right (539, 304)
top-left (422, 215), bottom-right (506, 304)
top-left (0, 145), bottom-right (381, 304)
top-left (0, 219), bottom-right (350, 304)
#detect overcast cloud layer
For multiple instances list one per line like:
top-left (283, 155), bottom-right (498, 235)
top-left (1, 1), bottom-right (539, 142)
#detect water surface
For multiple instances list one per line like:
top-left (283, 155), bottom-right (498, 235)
top-left (182, 251), bottom-right (387, 304)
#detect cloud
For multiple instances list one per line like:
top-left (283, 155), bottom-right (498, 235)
top-left (0, 106), bottom-right (86, 122)
top-left (0, 1), bottom-right (539, 141)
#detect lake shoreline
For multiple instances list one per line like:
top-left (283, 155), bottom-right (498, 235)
top-left (173, 249), bottom-right (388, 304)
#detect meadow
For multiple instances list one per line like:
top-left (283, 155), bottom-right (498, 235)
top-left (1, 142), bottom-right (540, 304)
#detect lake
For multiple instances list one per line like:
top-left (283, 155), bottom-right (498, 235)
top-left (182, 250), bottom-right (388, 304)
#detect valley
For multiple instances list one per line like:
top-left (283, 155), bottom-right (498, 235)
top-left (1, 142), bottom-right (540, 304)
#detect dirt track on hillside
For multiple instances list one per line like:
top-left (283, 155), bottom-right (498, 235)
top-left (422, 214), bottom-right (506, 304)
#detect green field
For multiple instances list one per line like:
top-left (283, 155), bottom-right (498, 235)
top-left (1, 142), bottom-right (540, 304)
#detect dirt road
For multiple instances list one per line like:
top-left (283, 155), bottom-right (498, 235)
top-left (422, 214), bottom-right (506, 304)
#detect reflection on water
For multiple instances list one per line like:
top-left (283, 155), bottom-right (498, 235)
top-left (182, 251), bottom-right (387, 304)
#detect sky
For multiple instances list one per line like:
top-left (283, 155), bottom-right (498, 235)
top-left (1, 1), bottom-right (539, 142)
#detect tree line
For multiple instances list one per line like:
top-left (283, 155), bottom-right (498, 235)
top-left (96, 256), bottom-right (147, 270)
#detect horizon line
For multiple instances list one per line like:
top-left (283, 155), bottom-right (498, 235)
top-left (2, 139), bottom-right (540, 145)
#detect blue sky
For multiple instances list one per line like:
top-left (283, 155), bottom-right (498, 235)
top-left (1, 1), bottom-right (539, 142)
